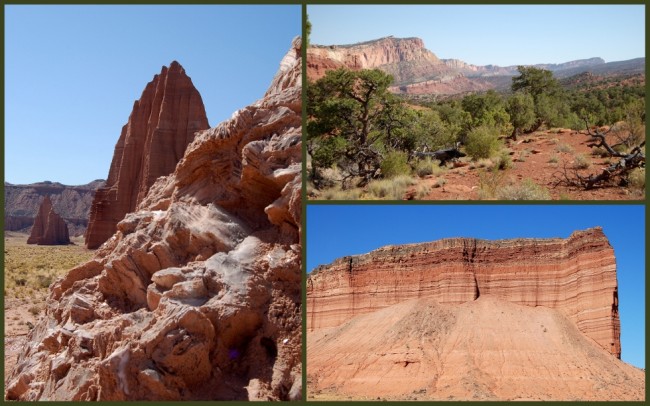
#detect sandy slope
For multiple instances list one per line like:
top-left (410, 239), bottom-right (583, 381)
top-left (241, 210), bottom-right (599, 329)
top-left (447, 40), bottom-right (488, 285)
top-left (307, 295), bottom-right (644, 401)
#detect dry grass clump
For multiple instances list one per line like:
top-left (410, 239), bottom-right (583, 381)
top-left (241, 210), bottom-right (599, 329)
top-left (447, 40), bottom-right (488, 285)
top-left (367, 176), bottom-right (416, 200)
top-left (497, 179), bottom-right (551, 200)
top-left (572, 154), bottom-right (591, 169)
top-left (415, 157), bottom-right (445, 178)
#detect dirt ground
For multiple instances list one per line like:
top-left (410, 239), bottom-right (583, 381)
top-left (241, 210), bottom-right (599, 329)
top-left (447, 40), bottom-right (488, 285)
top-left (3, 232), bottom-right (93, 386)
top-left (411, 128), bottom-right (644, 200)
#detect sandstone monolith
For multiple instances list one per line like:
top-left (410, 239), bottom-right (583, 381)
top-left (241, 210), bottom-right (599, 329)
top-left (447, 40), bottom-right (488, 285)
top-left (26, 196), bottom-right (70, 245)
top-left (85, 61), bottom-right (210, 249)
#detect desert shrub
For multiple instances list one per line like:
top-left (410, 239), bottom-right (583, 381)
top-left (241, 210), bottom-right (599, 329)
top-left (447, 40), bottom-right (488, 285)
top-left (28, 305), bottom-right (41, 316)
top-left (495, 150), bottom-right (513, 170)
top-left (496, 179), bottom-right (551, 200)
top-left (590, 146), bottom-right (609, 157)
top-left (415, 184), bottom-right (431, 199)
top-left (465, 125), bottom-right (501, 160)
top-left (477, 167), bottom-right (506, 199)
top-left (572, 154), bottom-right (591, 169)
top-left (415, 157), bottom-right (444, 178)
top-left (367, 176), bottom-right (415, 200)
top-left (628, 168), bottom-right (645, 192)
top-left (433, 178), bottom-right (447, 188)
top-left (556, 143), bottom-right (573, 153)
top-left (380, 151), bottom-right (411, 178)
top-left (548, 154), bottom-right (559, 164)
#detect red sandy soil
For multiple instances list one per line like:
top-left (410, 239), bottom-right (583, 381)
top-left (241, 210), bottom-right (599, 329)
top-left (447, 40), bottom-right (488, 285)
top-left (307, 295), bottom-right (645, 401)
top-left (409, 128), bottom-right (644, 200)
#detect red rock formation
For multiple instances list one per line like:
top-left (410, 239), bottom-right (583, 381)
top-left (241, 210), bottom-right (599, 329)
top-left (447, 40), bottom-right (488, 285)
top-left (307, 36), bottom-right (447, 85)
top-left (6, 37), bottom-right (301, 401)
top-left (307, 228), bottom-right (620, 358)
top-left (307, 228), bottom-right (644, 401)
top-left (26, 196), bottom-right (70, 245)
top-left (85, 61), bottom-right (210, 249)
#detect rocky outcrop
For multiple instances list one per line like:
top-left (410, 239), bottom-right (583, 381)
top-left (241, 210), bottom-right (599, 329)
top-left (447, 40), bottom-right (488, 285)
top-left (6, 37), bottom-right (301, 401)
top-left (26, 196), bottom-right (70, 245)
top-left (4, 180), bottom-right (104, 236)
top-left (307, 227), bottom-right (620, 358)
top-left (85, 61), bottom-right (210, 249)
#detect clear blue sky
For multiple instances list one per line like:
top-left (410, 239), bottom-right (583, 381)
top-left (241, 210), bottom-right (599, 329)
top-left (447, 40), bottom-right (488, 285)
top-left (309, 5), bottom-right (645, 66)
top-left (306, 205), bottom-right (645, 369)
top-left (5, 5), bottom-right (300, 185)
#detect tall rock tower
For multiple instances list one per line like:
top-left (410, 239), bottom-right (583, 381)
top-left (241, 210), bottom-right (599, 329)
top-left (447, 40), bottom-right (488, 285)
top-left (85, 61), bottom-right (210, 248)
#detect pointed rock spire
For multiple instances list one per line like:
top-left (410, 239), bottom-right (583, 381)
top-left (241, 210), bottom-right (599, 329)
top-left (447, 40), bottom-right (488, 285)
top-left (85, 61), bottom-right (210, 249)
top-left (27, 196), bottom-right (70, 245)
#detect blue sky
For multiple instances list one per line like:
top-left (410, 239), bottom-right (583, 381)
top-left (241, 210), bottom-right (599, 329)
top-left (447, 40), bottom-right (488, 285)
top-left (308, 5), bottom-right (645, 66)
top-left (5, 5), bottom-right (300, 185)
top-left (306, 205), bottom-right (645, 369)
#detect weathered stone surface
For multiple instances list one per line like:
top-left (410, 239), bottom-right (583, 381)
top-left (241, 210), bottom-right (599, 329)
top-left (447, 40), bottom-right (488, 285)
top-left (4, 180), bottom-right (104, 236)
top-left (26, 196), bottom-right (70, 245)
top-left (307, 228), bottom-right (644, 401)
top-left (5, 37), bottom-right (301, 401)
top-left (308, 228), bottom-right (620, 357)
top-left (85, 61), bottom-right (210, 249)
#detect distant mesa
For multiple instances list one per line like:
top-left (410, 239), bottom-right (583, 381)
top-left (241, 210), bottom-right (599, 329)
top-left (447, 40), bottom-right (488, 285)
top-left (307, 227), bottom-right (645, 400)
top-left (84, 61), bottom-right (210, 249)
top-left (307, 36), bottom-right (644, 96)
top-left (4, 180), bottom-right (105, 236)
top-left (27, 196), bottom-right (70, 245)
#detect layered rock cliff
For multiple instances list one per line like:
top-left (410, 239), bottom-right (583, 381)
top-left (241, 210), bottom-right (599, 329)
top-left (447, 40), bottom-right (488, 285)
top-left (26, 196), bottom-right (70, 245)
top-left (307, 227), bottom-right (620, 358)
top-left (4, 180), bottom-right (104, 236)
top-left (6, 37), bottom-right (301, 401)
top-left (85, 61), bottom-right (210, 249)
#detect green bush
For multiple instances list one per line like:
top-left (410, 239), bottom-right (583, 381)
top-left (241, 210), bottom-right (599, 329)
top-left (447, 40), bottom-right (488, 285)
top-left (497, 179), bottom-right (551, 200)
top-left (465, 125), bottom-right (501, 160)
top-left (628, 168), bottom-right (645, 192)
top-left (380, 150), bottom-right (411, 178)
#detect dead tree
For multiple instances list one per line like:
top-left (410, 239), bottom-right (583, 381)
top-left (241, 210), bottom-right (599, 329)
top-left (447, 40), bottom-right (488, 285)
top-left (553, 119), bottom-right (645, 190)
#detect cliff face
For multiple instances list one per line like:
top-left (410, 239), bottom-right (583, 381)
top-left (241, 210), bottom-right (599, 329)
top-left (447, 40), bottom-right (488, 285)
top-left (4, 180), bottom-right (104, 236)
top-left (6, 38), bottom-right (301, 401)
top-left (26, 196), bottom-right (70, 245)
top-left (85, 61), bottom-right (210, 249)
top-left (308, 36), bottom-right (448, 86)
top-left (307, 227), bottom-right (620, 358)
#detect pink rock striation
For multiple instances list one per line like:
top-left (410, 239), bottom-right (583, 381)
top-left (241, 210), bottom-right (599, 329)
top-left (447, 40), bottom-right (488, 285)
top-left (307, 227), bottom-right (621, 358)
top-left (85, 61), bottom-right (210, 249)
top-left (6, 37), bottom-right (301, 401)
top-left (26, 196), bottom-right (70, 245)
